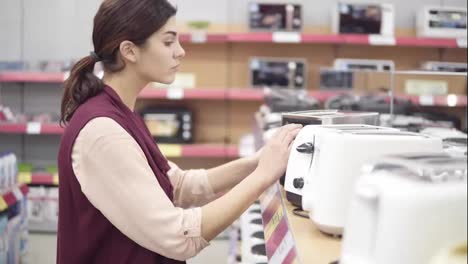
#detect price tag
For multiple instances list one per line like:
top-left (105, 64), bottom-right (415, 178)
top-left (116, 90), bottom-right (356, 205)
top-left (419, 95), bottom-right (435, 106)
top-left (457, 38), bottom-right (467, 48)
top-left (0, 197), bottom-right (7, 212)
top-left (259, 183), bottom-right (300, 263)
top-left (369, 35), bottom-right (396, 46)
top-left (63, 71), bottom-right (70, 81)
top-left (191, 31), bottom-right (207, 43)
top-left (26, 122), bottom-right (41, 134)
top-left (53, 174), bottom-right (59, 185)
top-left (18, 172), bottom-right (32, 184)
top-left (272, 32), bottom-right (301, 43)
top-left (167, 87), bottom-right (184, 100)
top-left (159, 144), bottom-right (182, 157)
top-left (446, 94), bottom-right (458, 107)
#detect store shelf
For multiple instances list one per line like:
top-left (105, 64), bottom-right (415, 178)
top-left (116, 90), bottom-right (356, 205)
top-left (0, 123), bottom-right (63, 135)
top-left (177, 32), bottom-right (465, 48)
top-left (0, 184), bottom-right (29, 212)
top-left (0, 71), bottom-right (65, 83)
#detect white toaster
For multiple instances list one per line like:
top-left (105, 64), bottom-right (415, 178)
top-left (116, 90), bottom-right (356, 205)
top-left (341, 153), bottom-right (467, 264)
top-left (284, 125), bottom-right (443, 235)
top-left (282, 111), bottom-right (379, 207)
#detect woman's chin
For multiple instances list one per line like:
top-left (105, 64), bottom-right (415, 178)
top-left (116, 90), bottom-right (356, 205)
top-left (157, 76), bottom-right (176, 85)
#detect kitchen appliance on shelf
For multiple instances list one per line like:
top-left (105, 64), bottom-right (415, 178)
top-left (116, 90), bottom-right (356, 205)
top-left (141, 108), bottom-right (193, 144)
top-left (341, 153), bottom-right (467, 264)
top-left (248, 2), bottom-right (302, 31)
top-left (319, 69), bottom-right (355, 90)
top-left (250, 57), bottom-right (307, 90)
top-left (332, 1), bottom-right (395, 36)
top-left (417, 6), bottom-right (467, 38)
top-left (333, 58), bottom-right (395, 72)
top-left (421, 61), bottom-right (468, 73)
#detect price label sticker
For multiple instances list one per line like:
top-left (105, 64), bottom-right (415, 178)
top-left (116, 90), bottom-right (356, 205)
top-left (191, 31), bottom-right (207, 43)
top-left (159, 144), bottom-right (182, 157)
top-left (167, 87), bottom-right (184, 100)
top-left (53, 174), bottom-right (59, 185)
top-left (18, 172), bottom-right (32, 184)
top-left (272, 32), bottom-right (301, 43)
top-left (26, 122), bottom-right (41, 134)
top-left (369, 35), bottom-right (396, 46)
top-left (457, 38), bottom-right (467, 48)
top-left (419, 95), bottom-right (435, 106)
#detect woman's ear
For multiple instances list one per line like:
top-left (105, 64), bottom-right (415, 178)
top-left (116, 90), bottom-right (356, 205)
top-left (119, 40), bottom-right (138, 63)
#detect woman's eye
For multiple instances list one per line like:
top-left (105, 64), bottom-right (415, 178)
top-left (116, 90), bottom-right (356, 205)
top-left (164, 41), bottom-right (174, 46)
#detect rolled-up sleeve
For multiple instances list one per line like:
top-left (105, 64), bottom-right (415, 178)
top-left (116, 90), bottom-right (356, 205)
top-left (72, 117), bottom-right (209, 261)
top-left (167, 161), bottom-right (216, 208)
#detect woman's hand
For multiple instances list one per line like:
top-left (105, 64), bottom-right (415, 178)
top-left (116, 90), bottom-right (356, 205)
top-left (255, 124), bottom-right (302, 187)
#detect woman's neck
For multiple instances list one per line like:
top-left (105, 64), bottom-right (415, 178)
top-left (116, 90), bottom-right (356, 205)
top-left (102, 70), bottom-right (147, 111)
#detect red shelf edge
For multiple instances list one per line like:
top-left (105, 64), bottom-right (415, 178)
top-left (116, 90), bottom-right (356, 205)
top-left (0, 123), bottom-right (27, 133)
top-left (30, 173), bottom-right (56, 185)
top-left (228, 89), bottom-right (265, 101)
top-left (395, 37), bottom-right (458, 48)
top-left (181, 144), bottom-right (239, 158)
top-left (0, 72), bottom-right (65, 83)
top-left (0, 123), bottom-right (63, 135)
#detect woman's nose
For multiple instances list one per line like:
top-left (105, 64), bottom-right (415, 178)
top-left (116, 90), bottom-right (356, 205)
top-left (175, 42), bottom-right (185, 59)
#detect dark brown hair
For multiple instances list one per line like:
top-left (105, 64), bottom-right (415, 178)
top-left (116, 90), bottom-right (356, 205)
top-left (60, 0), bottom-right (177, 125)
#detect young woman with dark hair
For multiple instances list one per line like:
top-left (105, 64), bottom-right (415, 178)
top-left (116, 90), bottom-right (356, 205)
top-left (57, 0), bottom-right (301, 263)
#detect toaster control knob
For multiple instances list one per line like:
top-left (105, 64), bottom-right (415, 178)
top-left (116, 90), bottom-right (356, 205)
top-left (293, 178), bottom-right (304, 189)
top-left (296, 142), bottom-right (314, 154)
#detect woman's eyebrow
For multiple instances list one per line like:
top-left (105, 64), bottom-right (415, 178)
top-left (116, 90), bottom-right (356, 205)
top-left (164, 31), bottom-right (177, 37)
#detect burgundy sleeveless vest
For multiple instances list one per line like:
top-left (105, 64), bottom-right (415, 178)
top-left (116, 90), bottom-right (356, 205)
top-left (57, 86), bottom-right (185, 264)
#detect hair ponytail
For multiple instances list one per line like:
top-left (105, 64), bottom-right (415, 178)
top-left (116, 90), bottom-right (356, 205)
top-left (60, 55), bottom-right (103, 125)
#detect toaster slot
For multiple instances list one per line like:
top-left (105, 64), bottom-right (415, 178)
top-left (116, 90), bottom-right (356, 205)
top-left (326, 125), bottom-right (385, 130)
top-left (349, 131), bottom-right (421, 136)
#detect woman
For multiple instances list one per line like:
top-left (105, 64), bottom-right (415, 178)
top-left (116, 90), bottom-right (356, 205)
top-left (57, 0), bottom-right (301, 263)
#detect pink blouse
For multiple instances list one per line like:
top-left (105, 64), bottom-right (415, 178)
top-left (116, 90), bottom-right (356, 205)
top-left (71, 117), bottom-right (215, 260)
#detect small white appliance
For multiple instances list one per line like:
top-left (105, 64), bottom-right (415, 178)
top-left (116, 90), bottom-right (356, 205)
top-left (332, 1), bottom-right (395, 36)
top-left (417, 6), bottom-right (467, 39)
top-left (282, 111), bottom-right (379, 206)
top-left (421, 61), bottom-right (468, 73)
top-left (333, 58), bottom-right (395, 72)
top-left (420, 127), bottom-right (467, 157)
top-left (341, 153), bottom-right (467, 264)
top-left (285, 125), bottom-right (443, 235)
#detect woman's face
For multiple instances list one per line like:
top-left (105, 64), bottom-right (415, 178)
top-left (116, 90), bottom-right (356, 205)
top-left (135, 16), bottom-right (185, 84)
